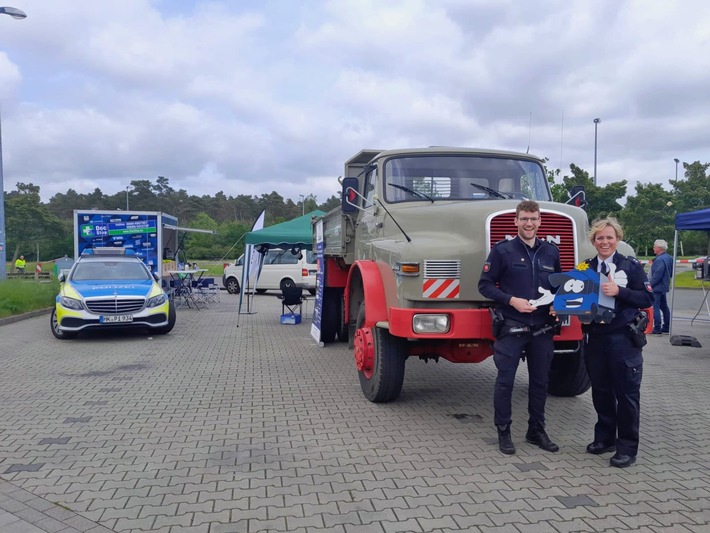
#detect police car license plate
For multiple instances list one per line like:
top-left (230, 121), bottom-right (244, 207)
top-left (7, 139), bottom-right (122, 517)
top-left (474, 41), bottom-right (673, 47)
top-left (101, 315), bottom-right (133, 323)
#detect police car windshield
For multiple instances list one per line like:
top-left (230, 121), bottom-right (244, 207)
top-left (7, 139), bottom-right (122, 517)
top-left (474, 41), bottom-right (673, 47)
top-left (72, 261), bottom-right (151, 281)
top-left (383, 155), bottom-right (550, 203)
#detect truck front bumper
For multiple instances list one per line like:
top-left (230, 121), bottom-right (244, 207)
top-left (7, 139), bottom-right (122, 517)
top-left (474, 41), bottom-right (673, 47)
top-left (387, 307), bottom-right (582, 341)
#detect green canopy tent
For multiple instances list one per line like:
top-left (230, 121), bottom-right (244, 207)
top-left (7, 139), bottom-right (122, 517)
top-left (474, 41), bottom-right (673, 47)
top-left (245, 210), bottom-right (325, 249)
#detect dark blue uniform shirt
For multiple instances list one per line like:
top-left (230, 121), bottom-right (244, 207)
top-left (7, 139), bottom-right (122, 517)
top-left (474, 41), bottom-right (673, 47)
top-left (478, 236), bottom-right (561, 328)
top-left (582, 253), bottom-right (654, 334)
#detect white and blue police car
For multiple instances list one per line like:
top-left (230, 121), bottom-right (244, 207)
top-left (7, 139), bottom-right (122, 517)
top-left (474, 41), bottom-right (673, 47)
top-left (51, 248), bottom-right (175, 339)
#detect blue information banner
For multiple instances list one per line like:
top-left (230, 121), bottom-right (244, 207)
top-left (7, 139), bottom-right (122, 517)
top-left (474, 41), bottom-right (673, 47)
top-left (310, 219), bottom-right (324, 345)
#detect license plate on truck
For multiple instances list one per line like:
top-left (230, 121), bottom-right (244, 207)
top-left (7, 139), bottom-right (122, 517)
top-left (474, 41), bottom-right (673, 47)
top-left (100, 315), bottom-right (133, 323)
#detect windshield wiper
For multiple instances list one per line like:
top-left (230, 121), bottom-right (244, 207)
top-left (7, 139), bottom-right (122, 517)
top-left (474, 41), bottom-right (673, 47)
top-left (470, 182), bottom-right (510, 199)
top-left (388, 183), bottom-right (434, 203)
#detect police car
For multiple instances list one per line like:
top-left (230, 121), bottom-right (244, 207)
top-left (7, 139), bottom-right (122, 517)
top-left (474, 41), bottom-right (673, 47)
top-left (51, 248), bottom-right (176, 339)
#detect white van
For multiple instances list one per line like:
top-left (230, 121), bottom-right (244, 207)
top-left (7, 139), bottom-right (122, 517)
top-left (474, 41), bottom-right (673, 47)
top-left (222, 248), bottom-right (317, 294)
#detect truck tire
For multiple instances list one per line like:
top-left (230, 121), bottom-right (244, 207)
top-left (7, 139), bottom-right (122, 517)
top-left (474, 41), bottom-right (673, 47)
top-left (337, 291), bottom-right (348, 343)
top-left (225, 277), bottom-right (240, 294)
top-left (51, 308), bottom-right (76, 339)
top-left (547, 343), bottom-right (591, 397)
top-left (320, 288), bottom-right (340, 343)
top-left (355, 304), bottom-right (406, 403)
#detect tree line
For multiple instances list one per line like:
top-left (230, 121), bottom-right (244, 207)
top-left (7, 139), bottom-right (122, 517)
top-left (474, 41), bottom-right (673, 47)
top-left (3, 161), bottom-right (709, 265)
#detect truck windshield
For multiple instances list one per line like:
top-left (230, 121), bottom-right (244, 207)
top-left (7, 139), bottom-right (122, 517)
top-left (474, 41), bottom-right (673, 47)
top-left (383, 155), bottom-right (551, 203)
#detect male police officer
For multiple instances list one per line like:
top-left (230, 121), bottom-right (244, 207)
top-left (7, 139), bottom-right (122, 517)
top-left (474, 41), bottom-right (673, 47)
top-left (478, 200), bottom-right (561, 455)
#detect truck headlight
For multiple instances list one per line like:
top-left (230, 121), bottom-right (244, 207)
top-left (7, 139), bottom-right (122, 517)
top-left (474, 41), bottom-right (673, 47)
top-left (60, 296), bottom-right (84, 311)
top-left (413, 314), bottom-right (450, 334)
top-left (147, 294), bottom-right (167, 308)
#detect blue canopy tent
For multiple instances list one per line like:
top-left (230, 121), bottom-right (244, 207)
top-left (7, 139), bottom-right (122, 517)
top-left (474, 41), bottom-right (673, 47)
top-left (669, 207), bottom-right (710, 340)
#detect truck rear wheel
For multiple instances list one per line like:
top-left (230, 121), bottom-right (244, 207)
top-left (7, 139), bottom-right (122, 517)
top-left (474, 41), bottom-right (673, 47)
top-left (547, 342), bottom-right (590, 397)
top-left (320, 289), bottom-right (340, 343)
top-left (354, 304), bottom-right (406, 403)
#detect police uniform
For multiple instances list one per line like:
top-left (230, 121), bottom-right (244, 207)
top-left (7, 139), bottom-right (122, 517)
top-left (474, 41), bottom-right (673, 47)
top-left (478, 236), bottom-right (561, 432)
top-left (583, 253), bottom-right (653, 461)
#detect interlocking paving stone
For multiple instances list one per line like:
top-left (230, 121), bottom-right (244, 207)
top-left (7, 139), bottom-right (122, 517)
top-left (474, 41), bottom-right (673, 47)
top-left (1, 295), bottom-right (709, 532)
top-left (38, 437), bottom-right (72, 445)
top-left (3, 464), bottom-right (44, 474)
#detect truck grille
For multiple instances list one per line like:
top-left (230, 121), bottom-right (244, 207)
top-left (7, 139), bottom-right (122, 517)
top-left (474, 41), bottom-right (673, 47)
top-left (423, 260), bottom-right (461, 278)
top-left (489, 211), bottom-right (576, 271)
top-left (85, 298), bottom-right (145, 314)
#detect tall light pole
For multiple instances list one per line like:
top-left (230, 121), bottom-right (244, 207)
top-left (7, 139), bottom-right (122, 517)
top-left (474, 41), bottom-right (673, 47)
top-left (125, 186), bottom-right (130, 211)
top-left (299, 194), bottom-right (305, 216)
top-left (593, 118), bottom-right (601, 186)
top-left (0, 6), bottom-right (28, 281)
top-left (674, 158), bottom-right (679, 181)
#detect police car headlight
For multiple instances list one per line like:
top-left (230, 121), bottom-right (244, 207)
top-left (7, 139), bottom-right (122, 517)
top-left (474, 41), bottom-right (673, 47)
top-left (413, 314), bottom-right (450, 334)
top-left (60, 296), bottom-right (83, 311)
top-left (146, 294), bottom-right (167, 308)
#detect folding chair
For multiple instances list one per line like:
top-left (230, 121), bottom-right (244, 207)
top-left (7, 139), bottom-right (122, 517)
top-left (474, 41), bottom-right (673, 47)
top-left (278, 286), bottom-right (304, 315)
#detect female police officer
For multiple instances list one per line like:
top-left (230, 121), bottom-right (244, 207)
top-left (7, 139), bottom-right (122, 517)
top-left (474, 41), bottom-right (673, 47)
top-left (478, 200), bottom-right (561, 455)
top-left (583, 217), bottom-right (653, 468)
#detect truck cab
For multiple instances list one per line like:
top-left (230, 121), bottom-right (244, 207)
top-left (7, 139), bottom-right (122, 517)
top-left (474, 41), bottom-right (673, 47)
top-left (317, 147), bottom-right (598, 402)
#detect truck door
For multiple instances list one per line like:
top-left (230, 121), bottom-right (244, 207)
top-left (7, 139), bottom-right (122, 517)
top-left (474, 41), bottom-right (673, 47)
top-left (355, 166), bottom-right (383, 255)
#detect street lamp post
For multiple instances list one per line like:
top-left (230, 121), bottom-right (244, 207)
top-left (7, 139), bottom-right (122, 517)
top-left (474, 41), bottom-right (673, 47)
top-left (674, 158), bottom-right (679, 181)
top-left (125, 187), bottom-right (130, 211)
top-left (593, 118), bottom-right (601, 186)
top-left (299, 194), bottom-right (305, 216)
top-left (0, 6), bottom-right (28, 281)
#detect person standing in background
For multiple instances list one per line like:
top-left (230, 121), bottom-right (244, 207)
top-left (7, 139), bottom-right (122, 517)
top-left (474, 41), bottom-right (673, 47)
top-left (14, 255), bottom-right (26, 273)
top-left (649, 239), bottom-right (673, 334)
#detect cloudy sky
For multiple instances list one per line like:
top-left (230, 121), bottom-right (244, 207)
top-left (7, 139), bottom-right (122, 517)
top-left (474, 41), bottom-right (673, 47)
top-left (1, 0), bottom-right (709, 204)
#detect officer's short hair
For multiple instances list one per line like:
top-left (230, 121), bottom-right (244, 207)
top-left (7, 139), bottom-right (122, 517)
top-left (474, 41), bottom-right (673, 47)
top-left (588, 216), bottom-right (624, 242)
top-left (653, 239), bottom-right (668, 250)
top-left (515, 200), bottom-right (540, 216)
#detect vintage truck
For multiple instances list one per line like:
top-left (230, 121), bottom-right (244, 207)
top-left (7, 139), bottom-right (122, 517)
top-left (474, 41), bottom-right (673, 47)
top-left (314, 147), bottom-right (622, 403)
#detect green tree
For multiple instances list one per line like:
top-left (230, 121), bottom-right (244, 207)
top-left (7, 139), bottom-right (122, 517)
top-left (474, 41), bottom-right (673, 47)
top-left (620, 183), bottom-right (675, 256)
top-left (669, 161), bottom-right (710, 255)
top-left (5, 183), bottom-right (67, 262)
top-left (549, 164), bottom-right (627, 223)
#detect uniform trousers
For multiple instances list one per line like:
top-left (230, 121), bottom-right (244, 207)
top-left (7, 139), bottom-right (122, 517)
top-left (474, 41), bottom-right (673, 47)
top-left (584, 330), bottom-right (643, 457)
top-left (493, 330), bottom-right (554, 427)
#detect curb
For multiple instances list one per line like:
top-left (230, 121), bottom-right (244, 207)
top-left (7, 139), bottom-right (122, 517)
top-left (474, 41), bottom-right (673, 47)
top-left (0, 308), bottom-right (52, 327)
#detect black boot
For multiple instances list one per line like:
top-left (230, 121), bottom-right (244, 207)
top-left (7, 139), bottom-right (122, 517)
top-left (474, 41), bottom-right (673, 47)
top-left (526, 423), bottom-right (559, 452)
top-left (497, 424), bottom-right (516, 455)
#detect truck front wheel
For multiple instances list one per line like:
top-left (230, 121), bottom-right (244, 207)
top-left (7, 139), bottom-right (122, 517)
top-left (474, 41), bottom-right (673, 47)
top-left (354, 304), bottom-right (406, 403)
top-left (547, 342), bottom-right (591, 397)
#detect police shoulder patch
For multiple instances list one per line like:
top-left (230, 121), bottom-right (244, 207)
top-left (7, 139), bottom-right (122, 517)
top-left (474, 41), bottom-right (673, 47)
top-left (644, 281), bottom-right (653, 292)
top-left (483, 262), bottom-right (491, 273)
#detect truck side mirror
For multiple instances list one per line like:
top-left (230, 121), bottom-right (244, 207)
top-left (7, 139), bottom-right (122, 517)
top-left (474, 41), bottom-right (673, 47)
top-left (567, 186), bottom-right (587, 209)
top-left (341, 177), bottom-right (360, 213)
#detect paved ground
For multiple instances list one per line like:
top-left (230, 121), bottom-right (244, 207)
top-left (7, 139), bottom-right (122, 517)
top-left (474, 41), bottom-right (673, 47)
top-left (1, 291), bottom-right (709, 533)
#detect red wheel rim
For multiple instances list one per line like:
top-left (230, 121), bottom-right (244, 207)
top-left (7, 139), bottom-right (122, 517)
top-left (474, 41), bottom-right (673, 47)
top-left (353, 326), bottom-right (375, 379)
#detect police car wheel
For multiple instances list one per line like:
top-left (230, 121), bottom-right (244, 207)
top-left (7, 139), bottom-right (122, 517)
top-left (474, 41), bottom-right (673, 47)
top-left (153, 302), bottom-right (176, 335)
top-left (51, 308), bottom-right (76, 340)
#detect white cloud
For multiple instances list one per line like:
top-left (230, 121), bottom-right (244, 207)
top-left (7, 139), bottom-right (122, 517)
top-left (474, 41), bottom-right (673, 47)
top-left (1, 0), bottom-right (710, 204)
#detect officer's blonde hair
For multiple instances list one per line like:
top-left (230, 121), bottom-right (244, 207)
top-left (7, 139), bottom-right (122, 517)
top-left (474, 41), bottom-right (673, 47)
top-left (588, 216), bottom-right (624, 242)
